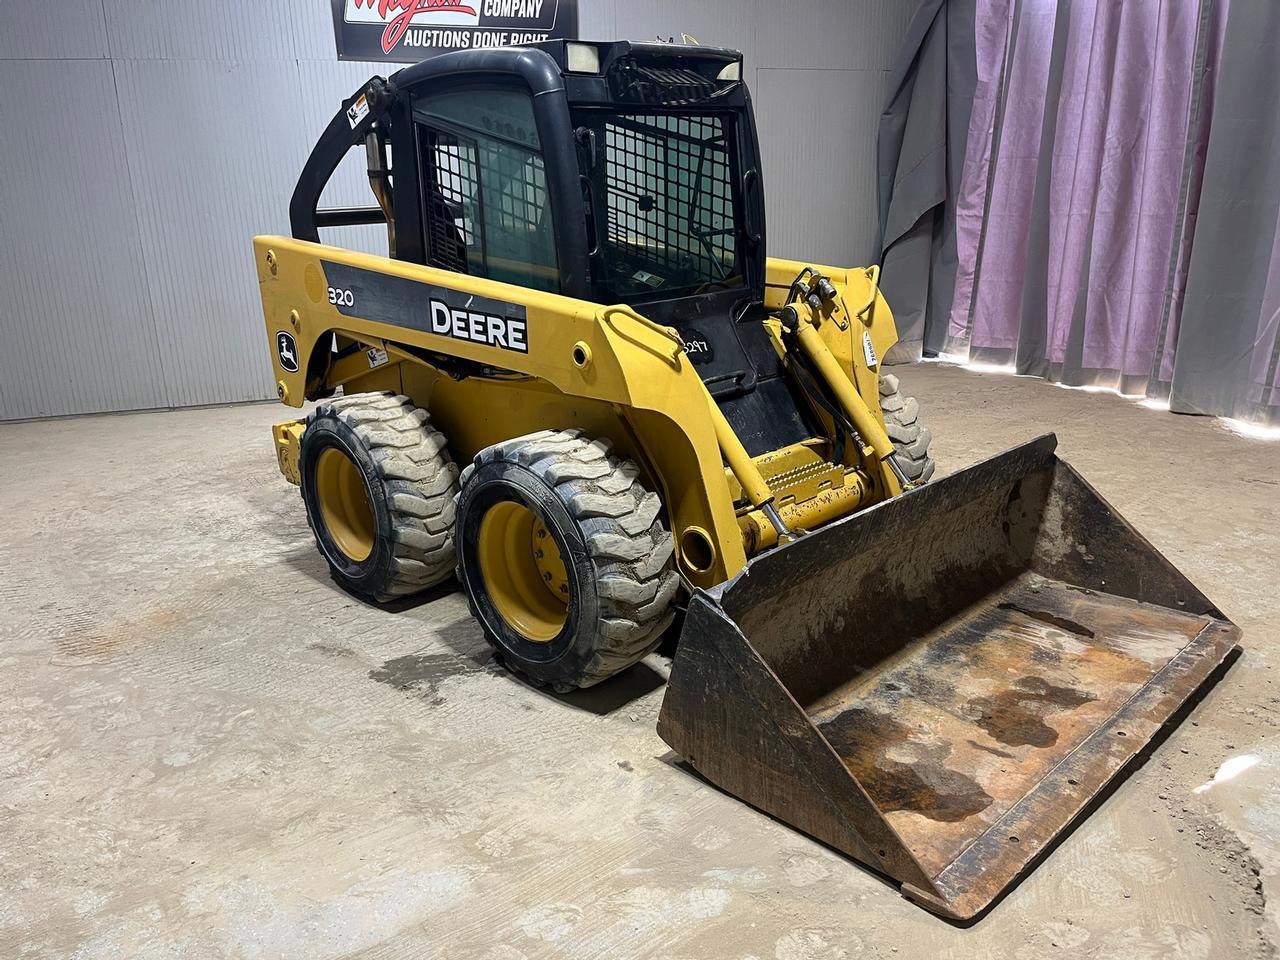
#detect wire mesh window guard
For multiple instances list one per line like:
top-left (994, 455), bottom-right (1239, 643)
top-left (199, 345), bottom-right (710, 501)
top-left (420, 128), bottom-right (474, 275)
top-left (585, 112), bottom-right (741, 300)
top-left (415, 106), bottom-right (558, 292)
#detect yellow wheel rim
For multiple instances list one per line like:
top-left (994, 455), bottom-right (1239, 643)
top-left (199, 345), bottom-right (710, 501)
top-left (477, 501), bottom-right (569, 643)
top-left (314, 447), bottom-right (375, 562)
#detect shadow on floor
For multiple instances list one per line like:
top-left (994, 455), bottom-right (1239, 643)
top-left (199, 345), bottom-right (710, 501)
top-left (527, 660), bottom-right (667, 716)
top-left (368, 611), bottom-right (669, 717)
top-left (278, 540), bottom-right (461, 612)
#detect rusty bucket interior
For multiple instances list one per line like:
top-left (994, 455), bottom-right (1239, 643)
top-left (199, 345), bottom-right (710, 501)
top-left (657, 434), bottom-right (1240, 920)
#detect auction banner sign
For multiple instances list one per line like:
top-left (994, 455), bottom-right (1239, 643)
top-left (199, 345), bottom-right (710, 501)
top-left (332, 0), bottom-right (579, 62)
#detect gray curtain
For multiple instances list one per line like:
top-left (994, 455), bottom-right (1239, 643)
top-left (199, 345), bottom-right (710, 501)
top-left (876, 0), bottom-right (978, 361)
top-left (1171, 1), bottom-right (1280, 423)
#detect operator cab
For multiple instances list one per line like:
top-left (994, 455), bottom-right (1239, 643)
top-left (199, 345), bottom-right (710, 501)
top-left (290, 40), bottom-right (817, 454)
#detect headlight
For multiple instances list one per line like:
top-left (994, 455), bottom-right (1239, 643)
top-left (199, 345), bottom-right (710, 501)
top-left (567, 43), bottom-right (600, 74)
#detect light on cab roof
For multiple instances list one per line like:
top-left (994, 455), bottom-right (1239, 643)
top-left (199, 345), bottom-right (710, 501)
top-left (717, 61), bottom-right (742, 81)
top-left (566, 43), bottom-right (600, 74)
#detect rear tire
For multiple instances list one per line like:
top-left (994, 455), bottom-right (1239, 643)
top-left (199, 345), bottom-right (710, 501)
top-left (455, 430), bottom-right (679, 691)
top-left (879, 373), bottom-right (936, 483)
top-left (300, 392), bottom-right (459, 601)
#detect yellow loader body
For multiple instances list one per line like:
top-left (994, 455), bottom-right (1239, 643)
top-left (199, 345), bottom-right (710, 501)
top-left (256, 237), bottom-right (902, 588)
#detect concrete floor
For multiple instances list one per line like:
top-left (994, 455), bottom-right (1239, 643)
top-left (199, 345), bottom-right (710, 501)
top-left (1, 363), bottom-right (1278, 959)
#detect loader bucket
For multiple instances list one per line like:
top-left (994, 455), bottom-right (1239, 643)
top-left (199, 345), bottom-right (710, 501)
top-left (656, 434), bottom-right (1239, 920)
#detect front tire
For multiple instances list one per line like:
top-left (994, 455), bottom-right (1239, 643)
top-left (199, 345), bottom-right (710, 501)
top-left (455, 430), bottom-right (679, 691)
top-left (300, 392), bottom-right (459, 601)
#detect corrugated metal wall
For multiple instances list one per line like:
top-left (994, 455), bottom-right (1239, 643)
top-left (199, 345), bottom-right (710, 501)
top-left (0, 1), bottom-right (915, 420)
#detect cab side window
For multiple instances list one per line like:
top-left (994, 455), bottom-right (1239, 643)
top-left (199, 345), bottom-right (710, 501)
top-left (413, 87), bottom-right (559, 293)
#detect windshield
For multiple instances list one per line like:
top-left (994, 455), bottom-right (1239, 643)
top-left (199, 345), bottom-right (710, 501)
top-left (573, 109), bottom-right (744, 302)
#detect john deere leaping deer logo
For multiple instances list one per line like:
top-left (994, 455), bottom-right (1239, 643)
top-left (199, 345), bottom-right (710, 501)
top-left (276, 331), bottom-right (300, 373)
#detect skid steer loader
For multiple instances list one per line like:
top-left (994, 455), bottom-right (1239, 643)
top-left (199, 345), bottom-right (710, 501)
top-left (253, 41), bottom-right (1240, 919)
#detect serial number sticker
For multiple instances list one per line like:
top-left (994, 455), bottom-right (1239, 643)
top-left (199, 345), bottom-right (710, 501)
top-left (632, 269), bottom-right (665, 288)
top-left (346, 94), bottom-right (369, 129)
top-left (863, 329), bottom-right (879, 370)
top-left (366, 347), bottom-right (389, 368)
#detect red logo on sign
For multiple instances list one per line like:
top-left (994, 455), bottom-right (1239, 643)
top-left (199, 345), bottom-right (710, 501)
top-left (351, 0), bottom-right (480, 54)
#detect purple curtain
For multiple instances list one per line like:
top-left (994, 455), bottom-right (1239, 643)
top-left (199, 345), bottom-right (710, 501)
top-left (950, 0), bottom-right (1057, 357)
top-left (946, 0), bottom-right (1019, 353)
top-left (954, 0), bottom-right (1202, 389)
top-left (881, 0), bottom-right (1280, 427)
